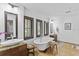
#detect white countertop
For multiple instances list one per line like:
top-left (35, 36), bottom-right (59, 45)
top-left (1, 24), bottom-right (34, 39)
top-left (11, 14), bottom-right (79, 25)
top-left (0, 41), bottom-right (27, 52)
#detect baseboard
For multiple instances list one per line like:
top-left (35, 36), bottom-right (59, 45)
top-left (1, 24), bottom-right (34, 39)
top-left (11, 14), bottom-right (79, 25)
top-left (58, 40), bottom-right (79, 46)
top-left (58, 40), bottom-right (79, 49)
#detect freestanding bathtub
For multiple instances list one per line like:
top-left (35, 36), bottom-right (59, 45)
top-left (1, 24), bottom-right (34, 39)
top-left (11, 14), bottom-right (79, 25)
top-left (34, 37), bottom-right (54, 51)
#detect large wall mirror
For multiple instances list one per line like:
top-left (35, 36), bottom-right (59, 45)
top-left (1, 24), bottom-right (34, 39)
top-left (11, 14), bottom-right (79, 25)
top-left (36, 19), bottom-right (42, 37)
top-left (44, 21), bottom-right (49, 35)
top-left (5, 11), bottom-right (18, 40)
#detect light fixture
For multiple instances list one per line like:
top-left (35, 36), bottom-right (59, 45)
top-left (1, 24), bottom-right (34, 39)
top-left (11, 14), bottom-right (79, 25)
top-left (8, 3), bottom-right (18, 8)
top-left (65, 8), bottom-right (72, 14)
top-left (65, 10), bottom-right (71, 13)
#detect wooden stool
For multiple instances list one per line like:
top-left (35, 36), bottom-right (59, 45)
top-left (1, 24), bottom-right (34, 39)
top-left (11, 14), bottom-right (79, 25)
top-left (27, 44), bottom-right (35, 56)
top-left (49, 41), bottom-right (58, 55)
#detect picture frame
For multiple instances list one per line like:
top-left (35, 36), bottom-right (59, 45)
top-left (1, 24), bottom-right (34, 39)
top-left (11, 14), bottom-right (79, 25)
top-left (64, 23), bottom-right (71, 30)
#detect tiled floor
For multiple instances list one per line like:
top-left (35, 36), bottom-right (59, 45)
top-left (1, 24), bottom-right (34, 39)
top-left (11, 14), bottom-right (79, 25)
top-left (33, 42), bottom-right (79, 56)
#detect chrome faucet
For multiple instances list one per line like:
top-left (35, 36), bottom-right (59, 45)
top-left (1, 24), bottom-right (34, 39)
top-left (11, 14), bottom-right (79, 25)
top-left (10, 33), bottom-right (13, 39)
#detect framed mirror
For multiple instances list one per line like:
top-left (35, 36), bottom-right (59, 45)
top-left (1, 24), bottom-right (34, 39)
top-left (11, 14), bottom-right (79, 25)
top-left (5, 11), bottom-right (18, 40)
top-left (44, 21), bottom-right (49, 35)
top-left (36, 19), bottom-right (42, 37)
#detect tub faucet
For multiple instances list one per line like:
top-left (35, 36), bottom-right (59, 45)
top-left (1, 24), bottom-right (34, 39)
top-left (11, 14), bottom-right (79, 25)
top-left (10, 34), bottom-right (14, 39)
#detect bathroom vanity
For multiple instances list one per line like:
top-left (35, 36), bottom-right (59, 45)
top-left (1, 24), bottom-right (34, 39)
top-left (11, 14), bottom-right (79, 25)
top-left (0, 43), bottom-right (27, 56)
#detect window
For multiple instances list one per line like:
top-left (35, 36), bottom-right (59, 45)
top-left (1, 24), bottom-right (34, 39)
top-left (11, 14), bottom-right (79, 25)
top-left (5, 11), bottom-right (18, 40)
top-left (50, 23), bottom-right (53, 34)
top-left (44, 21), bottom-right (49, 35)
top-left (36, 19), bottom-right (42, 37)
top-left (24, 16), bottom-right (34, 39)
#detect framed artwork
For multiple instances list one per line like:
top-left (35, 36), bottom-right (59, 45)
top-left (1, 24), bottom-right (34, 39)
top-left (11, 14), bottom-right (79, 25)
top-left (64, 23), bottom-right (71, 30)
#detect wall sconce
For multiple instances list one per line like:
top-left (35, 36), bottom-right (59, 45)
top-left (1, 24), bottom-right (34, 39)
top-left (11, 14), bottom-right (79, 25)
top-left (56, 27), bottom-right (59, 33)
top-left (8, 3), bottom-right (18, 8)
top-left (8, 3), bottom-right (19, 12)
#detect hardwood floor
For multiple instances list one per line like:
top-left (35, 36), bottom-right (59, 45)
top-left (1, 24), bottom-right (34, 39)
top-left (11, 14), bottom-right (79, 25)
top-left (33, 42), bottom-right (79, 56)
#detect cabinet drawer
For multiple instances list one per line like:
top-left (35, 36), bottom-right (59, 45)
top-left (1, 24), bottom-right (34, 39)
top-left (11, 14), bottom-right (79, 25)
top-left (18, 44), bottom-right (27, 51)
top-left (0, 44), bottom-right (27, 56)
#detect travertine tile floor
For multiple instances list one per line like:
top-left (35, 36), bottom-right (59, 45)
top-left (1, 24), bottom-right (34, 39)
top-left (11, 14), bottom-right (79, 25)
top-left (33, 42), bottom-right (79, 56)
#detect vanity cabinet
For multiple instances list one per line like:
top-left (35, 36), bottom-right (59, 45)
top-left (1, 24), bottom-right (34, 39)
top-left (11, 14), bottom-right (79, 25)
top-left (0, 44), bottom-right (27, 56)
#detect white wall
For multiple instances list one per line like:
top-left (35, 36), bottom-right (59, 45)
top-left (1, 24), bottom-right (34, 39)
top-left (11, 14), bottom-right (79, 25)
top-left (58, 15), bottom-right (79, 44)
top-left (50, 13), bottom-right (79, 44)
top-left (0, 3), bottom-right (24, 42)
top-left (18, 6), bottom-right (24, 39)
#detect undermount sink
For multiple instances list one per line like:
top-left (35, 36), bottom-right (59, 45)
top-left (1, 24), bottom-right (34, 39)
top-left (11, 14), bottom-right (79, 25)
top-left (0, 39), bottom-right (23, 47)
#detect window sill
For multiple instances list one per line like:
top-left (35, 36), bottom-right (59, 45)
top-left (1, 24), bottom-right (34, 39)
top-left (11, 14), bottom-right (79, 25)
top-left (24, 37), bottom-right (33, 40)
top-left (44, 34), bottom-right (48, 36)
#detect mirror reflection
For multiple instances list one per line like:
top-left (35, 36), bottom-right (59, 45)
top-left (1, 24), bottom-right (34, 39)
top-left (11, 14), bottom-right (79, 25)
top-left (5, 11), bottom-right (18, 40)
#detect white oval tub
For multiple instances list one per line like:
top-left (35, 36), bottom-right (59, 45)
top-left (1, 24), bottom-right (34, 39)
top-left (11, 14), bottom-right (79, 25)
top-left (34, 37), bottom-right (54, 51)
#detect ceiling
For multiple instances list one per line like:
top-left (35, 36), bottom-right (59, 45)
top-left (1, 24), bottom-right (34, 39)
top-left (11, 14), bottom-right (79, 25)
top-left (18, 3), bottom-right (79, 17)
